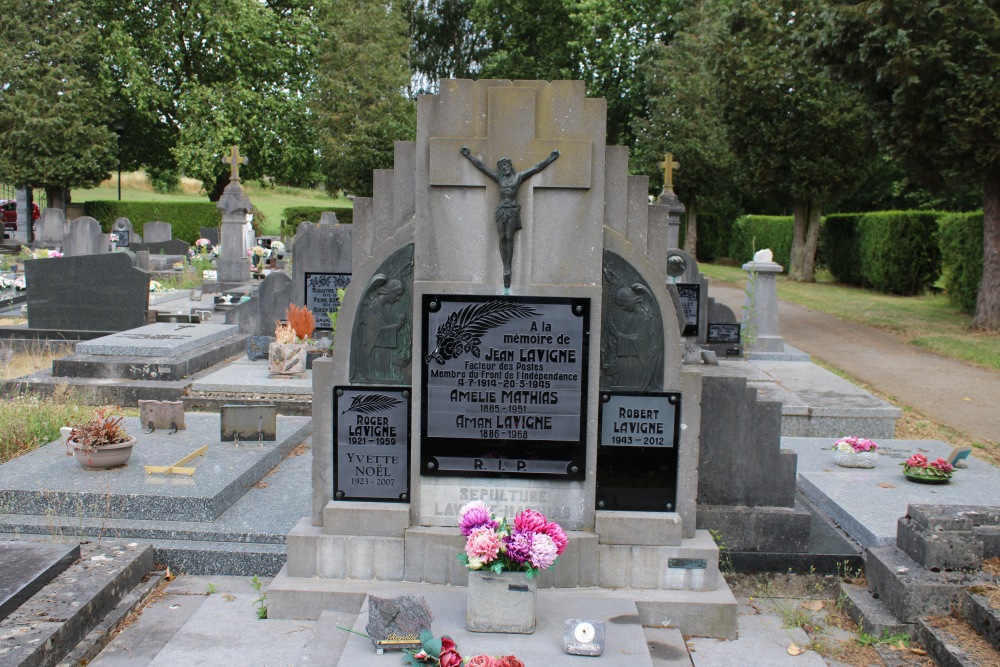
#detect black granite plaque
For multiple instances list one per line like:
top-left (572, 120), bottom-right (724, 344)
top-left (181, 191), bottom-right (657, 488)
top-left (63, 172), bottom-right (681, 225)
top-left (421, 295), bottom-right (589, 480)
top-left (676, 283), bottom-right (699, 337)
top-left (305, 272), bottom-right (351, 330)
top-left (596, 391), bottom-right (681, 512)
top-left (115, 230), bottom-right (130, 247)
top-left (334, 387), bottom-right (411, 501)
top-left (255, 237), bottom-right (272, 248)
top-left (707, 323), bottom-right (741, 344)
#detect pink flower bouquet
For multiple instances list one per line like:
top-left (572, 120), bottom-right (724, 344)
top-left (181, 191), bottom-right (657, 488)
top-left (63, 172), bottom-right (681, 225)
top-left (902, 453), bottom-right (954, 481)
top-left (458, 501), bottom-right (568, 576)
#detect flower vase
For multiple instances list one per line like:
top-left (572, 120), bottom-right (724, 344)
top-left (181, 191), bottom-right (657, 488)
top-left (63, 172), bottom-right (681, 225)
top-left (834, 449), bottom-right (878, 469)
top-left (69, 436), bottom-right (137, 469)
top-left (466, 570), bottom-right (536, 634)
top-left (268, 342), bottom-right (306, 376)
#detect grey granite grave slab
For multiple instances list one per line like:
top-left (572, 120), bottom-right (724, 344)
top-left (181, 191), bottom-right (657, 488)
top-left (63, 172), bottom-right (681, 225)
top-left (188, 356), bottom-right (313, 396)
top-left (75, 323), bottom-right (239, 357)
top-left (337, 587), bottom-right (652, 666)
top-left (142, 221), bottom-right (172, 243)
top-left (0, 541), bottom-right (80, 621)
top-left (785, 437), bottom-right (1000, 548)
top-left (25, 253), bottom-right (149, 332)
top-left (0, 414), bottom-right (310, 522)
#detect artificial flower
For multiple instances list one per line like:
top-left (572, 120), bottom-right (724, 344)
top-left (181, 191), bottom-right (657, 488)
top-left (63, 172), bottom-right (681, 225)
top-left (465, 527), bottom-right (501, 565)
top-left (528, 533), bottom-right (559, 570)
top-left (503, 531), bottom-right (533, 567)
top-left (543, 521), bottom-right (568, 555)
top-left (439, 637), bottom-right (463, 667)
top-left (466, 655), bottom-right (497, 667)
top-left (497, 657), bottom-right (525, 667)
top-left (513, 508), bottom-right (547, 533)
top-left (906, 453), bottom-right (928, 468)
top-left (459, 501), bottom-right (496, 536)
top-left (930, 458), bottom-right (954, 473)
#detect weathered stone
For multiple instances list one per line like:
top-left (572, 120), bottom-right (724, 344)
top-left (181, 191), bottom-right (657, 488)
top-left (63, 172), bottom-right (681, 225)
top-left (63, 216), bottom-right (105, 257)
top-left (142, 220), bottom-right (172, 242)
top-left (247, 336), bottom-right (274, 361)
top-left (365, 595), bottom-right (433, 651)
top-left (137, 400), bottom-right (186, 431)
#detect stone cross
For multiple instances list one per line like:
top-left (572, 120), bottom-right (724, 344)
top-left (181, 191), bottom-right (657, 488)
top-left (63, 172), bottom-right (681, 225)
top-left (660, 153), bottom-right (680, 194)
top-left (222, 145), bottom-right (248, 182)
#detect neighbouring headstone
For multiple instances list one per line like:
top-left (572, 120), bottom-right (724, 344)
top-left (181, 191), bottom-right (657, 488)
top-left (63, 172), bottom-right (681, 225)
top-left (142, 221), bottom-right (172, 243)
top-left (12, 188), bottom-right (32, 244)
top-left (293, 221), bottom-right (352, 329)
top-left (63, 216), bottom-right (105, 257)
top-left (216, 146), bottom-right (253, 285)
top-left (365, 595), bottom-right (432, 652)
top-left (111, 218), bottom-right (140, 247)
top-left (130, 240), bottom-right (190, 257)
top-left (319, 211), bottom-right (339, 226)
top-left (25, 253), bottom-right (149, 331)
top-left (35, 208), bottom-right (68, 248)
top-left (199, 227), bottom-right (220, 245)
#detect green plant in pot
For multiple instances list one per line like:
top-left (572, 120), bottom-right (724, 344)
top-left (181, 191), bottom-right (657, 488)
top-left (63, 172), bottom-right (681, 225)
top-left (65, 406), bottom-right (136, 469)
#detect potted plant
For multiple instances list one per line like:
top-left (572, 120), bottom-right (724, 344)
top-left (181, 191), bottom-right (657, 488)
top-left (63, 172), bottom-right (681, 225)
top-left (902, 453), bottom-right (954, 484)
top-left (65, 406), bottom-right (136, 469)
top-left (458, 501), bottom-right (567, 634)
top-left (832, 436), bottom-right (879, 468)
top-left (268, 304), bottom-right (315, 376)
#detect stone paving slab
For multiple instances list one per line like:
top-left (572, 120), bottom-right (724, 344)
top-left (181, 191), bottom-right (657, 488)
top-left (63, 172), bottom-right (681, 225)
top-left (0, 414), bottom-right (310, 522)
top-left (0, 541), bottom-right (79, 621)
top-left (785, 437), bottom-right (1000, 548)
top-left (337, 587), bottom-right (653, 666)
top-left (188, 356), bottom-right (313, 396)
top-left (76, 323), bottom-right (239, 357)
top-left (686, 604), bottom-right (826, 667)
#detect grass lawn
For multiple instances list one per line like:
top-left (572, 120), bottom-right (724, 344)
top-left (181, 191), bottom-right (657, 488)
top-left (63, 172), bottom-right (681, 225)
top-left (72, 173), bottom-right (351, 236)
top-left (701, 263), bottom-right (1000, 372)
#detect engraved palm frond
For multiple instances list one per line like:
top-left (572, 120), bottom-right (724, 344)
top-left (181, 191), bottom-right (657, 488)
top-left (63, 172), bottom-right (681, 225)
top-left (342, 393), bottom-right (403, 415)
top-left (424, 301), bottom-right (539, 365)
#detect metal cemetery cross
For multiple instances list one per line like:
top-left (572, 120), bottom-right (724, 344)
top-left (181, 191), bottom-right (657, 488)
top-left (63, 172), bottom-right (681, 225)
top-left (222, 145), bottom-right (248, 182)
top-left (429, 87), bottom-right (593, 287)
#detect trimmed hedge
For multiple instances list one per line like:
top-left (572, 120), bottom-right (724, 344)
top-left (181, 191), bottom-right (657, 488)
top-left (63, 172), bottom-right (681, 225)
top-left (691, 212), bottom-right (735, 262)
top-left (857, 211), bottom-right (941, 295)
top-left (83, 201), bottom-right (220, 243)
top-left (282, 205), bottom-right (353, 230)
top-left (819, 213), bottom-right (865, 285)
top-left (729, 215), bottom-right (793, 269)
top-left (940, 211), bottom-right (983, 313)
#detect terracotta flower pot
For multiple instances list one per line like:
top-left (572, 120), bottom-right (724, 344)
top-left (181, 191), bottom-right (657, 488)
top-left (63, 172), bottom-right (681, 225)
top-left (69, 436), bottom-right (137, 469)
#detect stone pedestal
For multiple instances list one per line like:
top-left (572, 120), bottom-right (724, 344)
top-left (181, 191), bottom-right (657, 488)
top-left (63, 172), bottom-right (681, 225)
top-left (216, 181), bottom-right (252, 285)
top-left (741, 260), bottom-right (785, 353)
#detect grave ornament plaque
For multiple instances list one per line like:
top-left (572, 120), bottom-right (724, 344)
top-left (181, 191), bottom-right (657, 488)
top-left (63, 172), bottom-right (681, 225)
top-left (366, 595), bottom-right (433, 653)
top-left (707, 322), bottom-right (741, 344)
top-left (676, 283), bottom-right (700, 337)
top-left (597, 392), bottom-right (681, 512)
top-left (421, 295), bottom-right (589, 480)
top-left (305, 272), bottom-right (351, 330)
top-left (334, 387), bottom-right (410, 501)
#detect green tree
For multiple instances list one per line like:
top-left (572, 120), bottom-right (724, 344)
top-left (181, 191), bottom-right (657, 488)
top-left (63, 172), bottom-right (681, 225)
top-left (0, 0), bottom-right (116, 201)
top-left (408, 0), bottom-right (485, 91)
top-left (97, 0), bottom-right (319, 198)
top-left (817, 0), bottom-right (1000, 330)
top-left (716, 0), bottom-right (874, 280)
top-left (314, 0), bottom-right (416, 197)
top-left (636, 0), bottom-right (734, 259)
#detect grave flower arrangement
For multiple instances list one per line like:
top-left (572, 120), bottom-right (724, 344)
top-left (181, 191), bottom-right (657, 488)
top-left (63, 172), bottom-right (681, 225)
top-left (268, 305), bottom-right (315, 375)
top-left (832, 436), bottom-right (879, 468)
top-left (403, 629), bottom-right (523, 667)
top-left (64, 406), bottom-right (136, 469)
top-left (458, 501), bottom-right (567, 576)
top-left (901, 453), bottom-right (954, 483)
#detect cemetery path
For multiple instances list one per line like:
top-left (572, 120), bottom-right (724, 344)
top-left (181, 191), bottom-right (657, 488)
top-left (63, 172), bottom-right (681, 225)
top-left (709, 281), bottom-right (1000, 446)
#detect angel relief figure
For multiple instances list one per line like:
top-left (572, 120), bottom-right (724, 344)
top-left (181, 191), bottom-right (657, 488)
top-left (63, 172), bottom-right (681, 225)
top-left (351, 259), bottom-right (413, 383)
top-left (601, 267), bottom-right (663, 391)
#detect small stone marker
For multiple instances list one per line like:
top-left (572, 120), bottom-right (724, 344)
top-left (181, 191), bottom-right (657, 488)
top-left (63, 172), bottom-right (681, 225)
top-left (707, 323), bottom-right (740, 345)
top-left (564, 619), bottom-right (605, 656)
top-left (220, 404), bottom-right (277, 442)
top-left (246, 336), bottom-right (275, 361)
top-left (138, 400), bottom-right (186, 433)
top-left (365, 594), bottom-right (433, 653)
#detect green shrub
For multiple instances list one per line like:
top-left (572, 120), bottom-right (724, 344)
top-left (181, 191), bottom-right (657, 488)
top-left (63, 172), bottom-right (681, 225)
top-left (729, 215), bottom-right (794, 269)
top-left (282, 205), bottom-right (353, 232)
top-left (819, 213), bottom-right (865, 286)
top-left (939, 211), bottom-right (983, 313)
top-left (692, 212), bottom-right (736, 262)
top-left (857, 211), bottom-right (941, 295)
top-left (84, 201), bottom-right (221, 243)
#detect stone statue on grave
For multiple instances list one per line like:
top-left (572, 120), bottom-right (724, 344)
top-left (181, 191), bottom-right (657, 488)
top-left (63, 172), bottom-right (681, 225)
top-left (351, 246), bottom-right (414, 384)
top-left (601, 258), bottom-right (664, 391)
top-left (460, 146), bottom-right (559, 288)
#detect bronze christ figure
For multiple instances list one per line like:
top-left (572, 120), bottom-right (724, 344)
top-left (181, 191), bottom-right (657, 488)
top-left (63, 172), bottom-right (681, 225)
top-left (460, 146), bottom-right (560, 288)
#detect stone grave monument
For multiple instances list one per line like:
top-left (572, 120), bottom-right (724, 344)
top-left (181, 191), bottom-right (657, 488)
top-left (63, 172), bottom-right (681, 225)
top-left (142, 221), bottom-right (172, 243)
top-left (292, 217), bottom-right (352, 331)
top-left (34, 208), bottom-right (68, 248)
top-left (63, 216), bottom-right (106, 257)
top-left (111, 217), bottom-right (140, 248)
top-left (214, 145), bottom-right (253, 287)
top-left (269, 80), bottom-right (746, 640)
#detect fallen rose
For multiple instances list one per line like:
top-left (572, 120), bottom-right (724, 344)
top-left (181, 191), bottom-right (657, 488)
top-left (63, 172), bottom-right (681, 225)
top-left (497, 656), bottom-right (526, 667)
top-left (466, 655), bottom-right (497, 667)
top-left (439, 637), bottom-right (463, 667)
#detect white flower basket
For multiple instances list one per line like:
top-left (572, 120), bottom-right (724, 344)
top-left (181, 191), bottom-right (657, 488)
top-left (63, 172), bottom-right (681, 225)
top-left (834, 449), bottom-right (878, 468)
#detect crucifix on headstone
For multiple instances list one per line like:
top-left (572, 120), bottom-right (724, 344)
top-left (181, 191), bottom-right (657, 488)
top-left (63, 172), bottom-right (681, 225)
top-left (429, 86), bottom-right (593, 290)
top-left (222, 145), bottom-right (248, 183)
top-left (459, 147), bottom-right (560, 288)
top-left (660, 153), bottom-right (680, 196)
